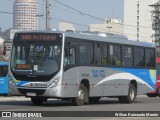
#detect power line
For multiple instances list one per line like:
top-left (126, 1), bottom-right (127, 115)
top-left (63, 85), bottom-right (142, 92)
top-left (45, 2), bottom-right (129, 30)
top-left (53, 0), bottom-right (104, 21)
top-left (50, 17), bottom-right (151, 39)
top-left (0, 10), bottom-right (46, 16)
top-left (53, 0), bottom-right (152, 29)
top-left (0, 9), bottom-right (151, 39)
top-left (0, 11), bottom-right (13, 14)
top-left (1, 0), bottom-right (152, 29)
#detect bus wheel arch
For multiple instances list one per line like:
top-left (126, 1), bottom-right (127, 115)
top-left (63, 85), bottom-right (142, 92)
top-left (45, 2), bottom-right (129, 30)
top-left (81, 79), bottom-right (90, 104)
top-left (126, 80), bottom-right (137, 103)
top-left (72, 79), bottom-right (90, 106)
top-left (130, 80), bottom-right (137, 95)
top-left (119, 80), bottom-right (137, 104)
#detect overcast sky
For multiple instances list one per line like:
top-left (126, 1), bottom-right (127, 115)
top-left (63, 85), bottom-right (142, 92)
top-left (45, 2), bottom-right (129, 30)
top-left (0, 0), bottom-right (124, 31)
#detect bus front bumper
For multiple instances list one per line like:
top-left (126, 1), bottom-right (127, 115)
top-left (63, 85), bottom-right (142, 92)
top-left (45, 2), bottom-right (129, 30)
top-left (17, 85), bottom-right (62, 98)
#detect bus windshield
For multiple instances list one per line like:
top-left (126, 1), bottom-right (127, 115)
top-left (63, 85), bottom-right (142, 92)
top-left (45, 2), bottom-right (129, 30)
top-left (0, 66), bottom-right (8, 77)
top-left (11, 33), bottom-right (62, 77)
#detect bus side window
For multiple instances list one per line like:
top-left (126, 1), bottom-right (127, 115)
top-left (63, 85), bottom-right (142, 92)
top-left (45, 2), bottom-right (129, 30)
top-left (96, 45), bottom-right (102, 64)
top-left (64, 47), bottom-right (76, 66)
top-left (134, 47), bottom-right (145, 67)
top-left (109, 45), bottom-right (121, 66)
top-left (122, 46), bottom-right (133, 67)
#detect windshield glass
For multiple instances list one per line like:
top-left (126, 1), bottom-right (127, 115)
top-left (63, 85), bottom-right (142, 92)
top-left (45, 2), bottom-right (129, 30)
top-left (11, 33), bottom-right (62, 77)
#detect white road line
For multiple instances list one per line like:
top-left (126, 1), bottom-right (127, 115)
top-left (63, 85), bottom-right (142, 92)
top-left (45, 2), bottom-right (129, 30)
top-left (0, 109), bottom-right (26, 111)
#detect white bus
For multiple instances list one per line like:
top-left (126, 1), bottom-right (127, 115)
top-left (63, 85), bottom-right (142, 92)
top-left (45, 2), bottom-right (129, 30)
top-left (9, 31), bottom-right (156, 105)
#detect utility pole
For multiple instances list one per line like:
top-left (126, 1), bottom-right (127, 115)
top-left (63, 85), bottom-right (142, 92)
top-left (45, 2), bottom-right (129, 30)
top-left (46, 0), bottom-right (50, 30)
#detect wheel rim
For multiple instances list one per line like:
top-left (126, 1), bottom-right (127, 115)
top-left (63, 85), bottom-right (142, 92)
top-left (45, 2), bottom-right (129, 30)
top-left (78, 89), bottom-right (84, 101)
top-left (130, 88), bottom-right (135, 100)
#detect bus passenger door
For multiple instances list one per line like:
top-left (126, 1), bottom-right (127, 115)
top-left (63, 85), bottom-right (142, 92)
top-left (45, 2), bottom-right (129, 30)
top-left (62, 42), bottom-right (78, 97)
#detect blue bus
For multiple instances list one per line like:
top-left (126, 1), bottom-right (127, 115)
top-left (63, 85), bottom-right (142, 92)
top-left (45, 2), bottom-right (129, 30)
top-left (0, 62), bottom-right (8, 95)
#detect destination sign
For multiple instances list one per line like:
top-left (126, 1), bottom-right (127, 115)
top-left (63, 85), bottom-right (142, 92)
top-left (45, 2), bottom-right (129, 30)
top-left (16, 64), bottom-right (31, 69)
top-left (19, 34), bottom-right (57, 41)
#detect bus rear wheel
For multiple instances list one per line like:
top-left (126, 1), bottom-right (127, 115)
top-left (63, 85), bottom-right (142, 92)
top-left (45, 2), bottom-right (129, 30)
top-left (119, 84), bottom-right (136, 103)
top-left (72, 84), bottom-right (88, 106)
top-left (31, 97), bottom-right (46, 105)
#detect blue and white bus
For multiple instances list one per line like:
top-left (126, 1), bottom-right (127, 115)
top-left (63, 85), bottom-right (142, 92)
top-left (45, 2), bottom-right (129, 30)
top-left (0, 62), bottom-right (8, 95)
top-left (8, 31), bottom-right (156, 105)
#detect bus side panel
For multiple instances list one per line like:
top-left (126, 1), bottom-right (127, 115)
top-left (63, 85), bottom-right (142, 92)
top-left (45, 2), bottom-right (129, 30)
top-left (61, 67), bottom-right (78, 97)
top-left (137, 83), bottom-right (152, 95)
top-left (105, 79), bottom-right (128, 96)
top-left (113, 68), bottom-right (156, 95)
top-left (61, 67), bottom-right (156, 98)
top-left (103, 69), bottom-right (128, 96)
top-left (0, 76), bottom-right (8, 94)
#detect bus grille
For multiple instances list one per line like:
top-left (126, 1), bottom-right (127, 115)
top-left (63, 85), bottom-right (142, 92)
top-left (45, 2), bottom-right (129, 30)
top-left (17, 88), bottom-right (46, 95)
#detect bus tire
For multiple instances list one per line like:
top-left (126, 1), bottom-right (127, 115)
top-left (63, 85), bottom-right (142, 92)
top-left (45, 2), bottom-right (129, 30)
top-left (72, 84), bottom-right (88, 106)
top-left (31, 97), bottom-right (45, 105)
top-left (89, 97), bottom-right (100, 104)
top-left (123, 84), bottom-right (136, 103)
top-left (157, 87), bottom-right (160, 97)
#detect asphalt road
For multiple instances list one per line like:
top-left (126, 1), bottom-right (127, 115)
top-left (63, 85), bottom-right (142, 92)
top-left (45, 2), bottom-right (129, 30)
top-left (0, 96), bottom-right (160, 111)
top-left (0, 96), bottom-right (160, 120)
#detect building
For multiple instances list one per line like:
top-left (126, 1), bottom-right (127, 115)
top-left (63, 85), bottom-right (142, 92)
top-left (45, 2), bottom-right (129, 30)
top-left (150, 0), bottom-right (160, 55)
top-left (0, 37), bottom-right (4, 53)
top-left (4, 40), bottom-right (12, 52)
top-left (59, 22), bottom-right (75, 31)
top-left (89, 19), bottom-right (123, 34)
top-left (0, 37), bottom-right (4, 45)
top-left (0, 37), bottom-right (4, 60)
top-left (13, 0), bottom-right (38, 30)
top-left (124, 0), bottom-right (153, 42)
top-left (150, 0), bottom-right (160, 46)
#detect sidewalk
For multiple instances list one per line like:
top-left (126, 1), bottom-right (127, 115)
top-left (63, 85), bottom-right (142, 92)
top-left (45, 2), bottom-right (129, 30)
top-left (0, 96), bottom-right (30, 102)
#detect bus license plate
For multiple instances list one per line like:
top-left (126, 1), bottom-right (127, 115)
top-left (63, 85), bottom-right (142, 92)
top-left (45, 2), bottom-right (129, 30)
top-left (27, 92), bottom-right (36, 96)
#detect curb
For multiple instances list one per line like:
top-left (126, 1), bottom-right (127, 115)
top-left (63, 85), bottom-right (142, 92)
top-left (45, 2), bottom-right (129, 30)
top-left (0, 96), bottom-right (30, 102)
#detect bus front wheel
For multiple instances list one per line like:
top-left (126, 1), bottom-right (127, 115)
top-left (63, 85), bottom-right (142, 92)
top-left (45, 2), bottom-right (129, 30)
top-left (72, 84), bottom-right (88, 106)
top-left (31, 97), bottom-right (46, 105)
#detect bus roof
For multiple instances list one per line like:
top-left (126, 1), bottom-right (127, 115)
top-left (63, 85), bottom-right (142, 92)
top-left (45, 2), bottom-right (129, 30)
top-left (14, 30), bottom-right (155, 48)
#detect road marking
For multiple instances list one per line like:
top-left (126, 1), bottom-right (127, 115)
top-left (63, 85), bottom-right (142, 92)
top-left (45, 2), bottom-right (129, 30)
top-left (0, 109), bottom-right (26, 111)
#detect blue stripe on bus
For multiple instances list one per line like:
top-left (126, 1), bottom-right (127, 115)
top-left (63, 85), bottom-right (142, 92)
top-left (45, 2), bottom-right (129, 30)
top-left (112, 68), bottom-right (156, 90)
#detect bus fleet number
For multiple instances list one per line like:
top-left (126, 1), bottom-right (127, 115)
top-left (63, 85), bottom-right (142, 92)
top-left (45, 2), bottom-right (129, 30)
top-left (92, 70), bottom-right (105, 78)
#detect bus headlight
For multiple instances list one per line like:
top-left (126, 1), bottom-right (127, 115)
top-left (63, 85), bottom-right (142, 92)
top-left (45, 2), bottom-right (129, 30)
top-left (9, 77), bottom-right (16, 86)
top-left (49, 78), bottom-right (60, 88)
top-left (9, 80), bottom-right (16, 86)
